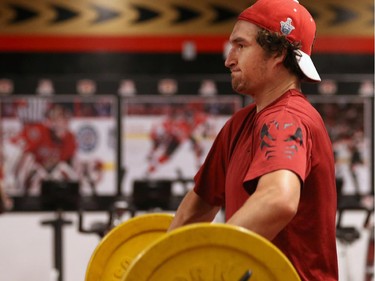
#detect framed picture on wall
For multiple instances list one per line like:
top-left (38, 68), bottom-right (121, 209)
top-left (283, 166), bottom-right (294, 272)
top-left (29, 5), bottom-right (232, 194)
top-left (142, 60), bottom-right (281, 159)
top-left (0, 95), bottom-right (118, 210)
top-left (122, 95), bottom-right (243, 206)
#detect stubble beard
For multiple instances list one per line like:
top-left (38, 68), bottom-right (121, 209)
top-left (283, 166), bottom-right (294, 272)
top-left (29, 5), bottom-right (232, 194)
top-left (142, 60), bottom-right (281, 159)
top-left (231, 77), bottom-right (247, 95)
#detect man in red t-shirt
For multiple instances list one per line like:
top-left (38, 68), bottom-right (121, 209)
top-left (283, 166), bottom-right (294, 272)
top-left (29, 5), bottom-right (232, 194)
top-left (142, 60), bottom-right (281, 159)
top-left (168, 0), bottom-right (338, 280)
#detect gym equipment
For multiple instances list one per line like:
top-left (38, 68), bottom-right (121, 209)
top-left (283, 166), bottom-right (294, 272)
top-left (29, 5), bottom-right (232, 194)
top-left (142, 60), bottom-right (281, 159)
top-left (85, 213), bottom-right (174, 281)
top-left (85, 213), bottom-right (300, 281)
top-left (41, 210), bottom-right (73, 281)
top-left (132, 179), bottom-right (172, 210)
top-left (40, 180), bottom-right (80, 281)
top-left (79, 199), bottom-right (135, 238)
top-left (40, 180), bottom-right (80, 211)
top-left (123, 223), bottom-right (300, 281)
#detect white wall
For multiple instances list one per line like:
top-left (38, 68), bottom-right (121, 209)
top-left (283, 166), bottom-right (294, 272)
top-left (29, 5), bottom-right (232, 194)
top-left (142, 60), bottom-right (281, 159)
top-left (0, 212), bottom-right (105, 281)
top-left (0, 211), bottom-right (373, 281)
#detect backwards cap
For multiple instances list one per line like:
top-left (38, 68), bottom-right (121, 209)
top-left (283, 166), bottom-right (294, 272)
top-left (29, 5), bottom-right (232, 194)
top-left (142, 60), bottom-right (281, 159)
top-left (238, 0), bottom-right (320, 82)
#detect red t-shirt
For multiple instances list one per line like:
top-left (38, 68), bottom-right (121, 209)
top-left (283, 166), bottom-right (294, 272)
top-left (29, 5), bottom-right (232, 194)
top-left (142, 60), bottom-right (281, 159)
top-left (194, 90), bottom-right (338, 280)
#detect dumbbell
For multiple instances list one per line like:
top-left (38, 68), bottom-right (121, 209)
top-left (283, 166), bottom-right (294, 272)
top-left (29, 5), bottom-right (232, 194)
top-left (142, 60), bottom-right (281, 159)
top-left (86, 213), bottom-right (301, 281)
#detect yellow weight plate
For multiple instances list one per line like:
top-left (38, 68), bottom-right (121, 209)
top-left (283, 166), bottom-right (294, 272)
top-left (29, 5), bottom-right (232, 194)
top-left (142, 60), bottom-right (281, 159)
top-left (85, 213), bottom-right (174, 281)
top-left (123, 223), bottom-right (301, 281)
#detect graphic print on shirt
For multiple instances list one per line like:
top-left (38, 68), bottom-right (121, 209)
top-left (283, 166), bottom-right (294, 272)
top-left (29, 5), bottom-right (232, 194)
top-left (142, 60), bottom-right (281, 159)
top-left (260, 120), bottom-right (303, 160)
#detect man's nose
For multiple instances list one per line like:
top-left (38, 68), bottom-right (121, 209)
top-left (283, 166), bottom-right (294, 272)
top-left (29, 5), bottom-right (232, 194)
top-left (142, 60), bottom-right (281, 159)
top-left (224, 48), bottom-right (235, 69)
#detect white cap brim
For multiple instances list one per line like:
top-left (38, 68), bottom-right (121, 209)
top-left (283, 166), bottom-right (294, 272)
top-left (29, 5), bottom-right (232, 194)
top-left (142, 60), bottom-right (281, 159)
top-left (296, 50), bottom-right (321, 83)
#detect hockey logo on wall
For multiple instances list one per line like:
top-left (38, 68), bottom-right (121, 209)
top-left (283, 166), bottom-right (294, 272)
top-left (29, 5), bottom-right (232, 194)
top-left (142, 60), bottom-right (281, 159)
top-left (77, 125), bottom-right (99, 153)
top-left (1, 96), bottom-right (117, 197)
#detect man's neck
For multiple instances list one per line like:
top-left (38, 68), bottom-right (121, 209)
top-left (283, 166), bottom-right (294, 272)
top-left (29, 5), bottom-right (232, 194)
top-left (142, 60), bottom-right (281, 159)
top-left (252, 76), bottom-right (300, 113)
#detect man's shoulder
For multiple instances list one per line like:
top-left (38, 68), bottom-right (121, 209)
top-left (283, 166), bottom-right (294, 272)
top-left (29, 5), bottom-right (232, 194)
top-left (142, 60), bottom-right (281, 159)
top-left (260, 90), bottom-right (322, 126)
top-left (283, 90), bottom-right (320, 118)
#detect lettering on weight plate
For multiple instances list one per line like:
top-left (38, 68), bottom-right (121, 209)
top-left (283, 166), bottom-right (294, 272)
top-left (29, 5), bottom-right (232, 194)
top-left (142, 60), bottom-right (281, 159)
top-left (173, 262), bottom-right (237, 281)
top-left (112, 256), bottom-right (133, 280)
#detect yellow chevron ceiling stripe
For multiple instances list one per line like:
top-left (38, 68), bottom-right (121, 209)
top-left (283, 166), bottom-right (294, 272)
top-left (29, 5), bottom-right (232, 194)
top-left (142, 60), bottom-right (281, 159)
top-left (0, 0), bottom-right (372, 36)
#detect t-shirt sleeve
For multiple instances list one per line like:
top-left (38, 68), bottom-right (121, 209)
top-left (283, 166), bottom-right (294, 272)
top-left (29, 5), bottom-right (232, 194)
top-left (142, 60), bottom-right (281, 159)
top-left (244, 110), bottom-right (310, 192)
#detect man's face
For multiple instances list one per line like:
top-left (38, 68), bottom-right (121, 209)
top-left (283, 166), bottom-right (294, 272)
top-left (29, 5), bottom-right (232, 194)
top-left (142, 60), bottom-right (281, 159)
top-left (225, 21), bottom-right (274, 96)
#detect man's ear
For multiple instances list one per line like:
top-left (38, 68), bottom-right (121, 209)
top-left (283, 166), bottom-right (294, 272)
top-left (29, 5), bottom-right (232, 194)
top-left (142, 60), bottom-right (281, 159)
top-left (272, 49), bottom-right (286, 66)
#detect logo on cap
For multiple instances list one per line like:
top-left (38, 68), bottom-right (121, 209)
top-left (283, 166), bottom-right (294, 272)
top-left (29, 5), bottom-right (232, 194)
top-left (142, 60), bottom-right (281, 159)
top-left (280, 18), bottom-right (295, 35)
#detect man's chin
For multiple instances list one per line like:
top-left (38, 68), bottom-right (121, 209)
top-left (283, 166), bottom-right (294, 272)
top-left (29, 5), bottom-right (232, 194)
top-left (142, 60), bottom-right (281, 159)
top-left (231, 83), bottom-right (245, 95)
top-left (231, 85), bottom-right (251, 97)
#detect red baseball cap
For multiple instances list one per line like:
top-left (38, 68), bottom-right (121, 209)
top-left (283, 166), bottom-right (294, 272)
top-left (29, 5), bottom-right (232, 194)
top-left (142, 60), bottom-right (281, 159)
top-left (238, 0), bottom-right (320, 82)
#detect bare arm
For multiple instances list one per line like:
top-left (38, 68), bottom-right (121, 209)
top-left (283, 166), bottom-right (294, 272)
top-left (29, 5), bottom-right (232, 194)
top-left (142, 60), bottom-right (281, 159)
top-left (227, 169), bottom-right (301, 241)
top-left (168, 189), bottom-right (221, 231)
